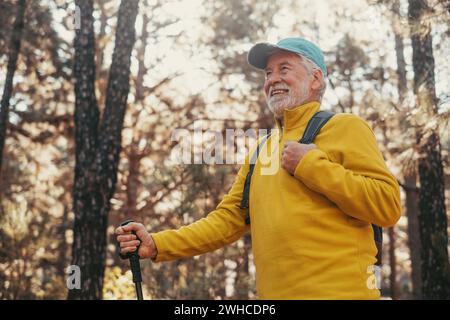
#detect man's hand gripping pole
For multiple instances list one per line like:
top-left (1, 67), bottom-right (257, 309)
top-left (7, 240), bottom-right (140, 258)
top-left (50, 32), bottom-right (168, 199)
top-left (119, 219), bottom-right (144, 300)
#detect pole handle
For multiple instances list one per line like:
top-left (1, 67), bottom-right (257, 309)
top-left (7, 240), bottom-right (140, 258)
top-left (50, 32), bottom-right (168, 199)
top-left (119, 219), bottom-right (140, 260)
top-left (119, 219), bottom-right (143, 283)
top-left (118, 219), bottom-right (144, 300)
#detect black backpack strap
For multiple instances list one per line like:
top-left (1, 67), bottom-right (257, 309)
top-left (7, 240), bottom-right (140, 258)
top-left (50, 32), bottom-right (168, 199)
top-left (299, 110), bottom-right (335, 144)
top-left (372, 224), bottom-right (383, 266)
top-left (240, 133), bottom-right (271, 225)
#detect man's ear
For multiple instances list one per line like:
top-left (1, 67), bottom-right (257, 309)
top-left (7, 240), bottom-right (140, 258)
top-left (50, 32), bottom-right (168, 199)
top-left (310, 69), bottom-right (323, 91)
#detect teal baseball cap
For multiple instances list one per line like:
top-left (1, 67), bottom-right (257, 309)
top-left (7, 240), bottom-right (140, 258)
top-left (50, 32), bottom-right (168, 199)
top-left (247, 37), bottom-right (327, 77)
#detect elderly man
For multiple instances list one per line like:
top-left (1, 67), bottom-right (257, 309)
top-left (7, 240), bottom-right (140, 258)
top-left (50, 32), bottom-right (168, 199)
top-left (116, 37), bottom-right (401, 299)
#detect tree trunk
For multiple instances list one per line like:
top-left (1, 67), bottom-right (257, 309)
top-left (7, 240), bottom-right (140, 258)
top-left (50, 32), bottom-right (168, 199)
top-left (392, 0), bottom-right (407, 103)
top-left (96, 0), bottom-right (140, 204)
top-left (69, 0), bottom-right (140, 299)
top-left (69, 0), bottom-right (102, 300)
top-left (125, 147), bottom-right (141, 218)
top-left (123, 11), bottom-right (149, 219)
top-left (408, 0), bottom-right (450, 300)
top-left (404, 171), bottom-right (422, 299)
top-left (416, 130), bottom-right (450, 299)
top-left (0, 0), bottom-right (26, 178)
top-left (388, 227), bottom-right (398, 299)
top-left (392, 0), bottom-right (422, 298)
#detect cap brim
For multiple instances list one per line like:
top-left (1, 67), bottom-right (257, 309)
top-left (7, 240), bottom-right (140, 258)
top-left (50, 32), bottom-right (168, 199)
top-left (247, 43), bottom-right (283, 70)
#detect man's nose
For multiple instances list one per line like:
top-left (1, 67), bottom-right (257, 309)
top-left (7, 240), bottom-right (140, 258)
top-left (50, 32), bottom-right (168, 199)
top-left (265, 72), bottom-right (282, 88)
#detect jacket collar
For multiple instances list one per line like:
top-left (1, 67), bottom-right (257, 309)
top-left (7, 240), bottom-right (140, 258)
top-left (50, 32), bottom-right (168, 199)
top-left (275, 101), bottom-right (321, 131)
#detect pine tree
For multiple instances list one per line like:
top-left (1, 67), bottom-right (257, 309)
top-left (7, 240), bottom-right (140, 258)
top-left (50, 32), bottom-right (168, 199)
top-left (408, 0), bottom-right (450, 299)
top-left (0, 0), bottom-right (26, 177)
top-left (68, 0), bottom-right (140, 299)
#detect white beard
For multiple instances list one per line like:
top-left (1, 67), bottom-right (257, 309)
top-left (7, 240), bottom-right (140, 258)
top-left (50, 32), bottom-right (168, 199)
top-left (267, 78), bottom-right (311, 119)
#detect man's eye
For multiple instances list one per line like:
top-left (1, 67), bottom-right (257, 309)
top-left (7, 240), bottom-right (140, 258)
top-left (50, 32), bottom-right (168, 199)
top-left (265, 72), bottom-right (271, 77)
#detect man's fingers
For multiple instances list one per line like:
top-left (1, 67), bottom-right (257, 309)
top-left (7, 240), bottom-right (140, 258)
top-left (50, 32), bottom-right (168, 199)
top-left (121, 223), bottom-right (135, 232)
top-left (121, 222), bottom-right (144, 233)
top-left (284, 141), bottom-right (295, 148)
top-left (120, 246), bottom-right (138, 254)
top-left (117, 234), bottom-right (136, 242)
top-left (115, 226), bottom-right (125, 235)
top-left (120, 240), bottom-right (141, 248)
top-left (116, 223), bottom-right (141, 238)
top-left (281, 153), bottom-right (287, 167)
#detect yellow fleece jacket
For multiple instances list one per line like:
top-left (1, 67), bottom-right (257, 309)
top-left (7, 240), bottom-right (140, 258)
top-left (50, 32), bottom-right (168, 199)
top-left (151, 101), bottom-right (401, 299)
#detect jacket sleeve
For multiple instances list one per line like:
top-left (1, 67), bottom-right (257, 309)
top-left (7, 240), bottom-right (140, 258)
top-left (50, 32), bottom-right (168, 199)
top-left (151, 163), bottom-right (250, 262)
top-left (294, 114), bottom-right (401, 227)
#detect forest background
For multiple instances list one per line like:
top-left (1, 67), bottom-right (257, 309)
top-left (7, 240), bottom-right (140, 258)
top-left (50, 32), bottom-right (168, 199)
top-left (0, 0), bottom-right (449, 300)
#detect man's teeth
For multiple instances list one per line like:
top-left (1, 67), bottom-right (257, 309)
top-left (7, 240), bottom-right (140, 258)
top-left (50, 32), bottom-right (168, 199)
top-left (271, 89), bottom-right (287, 96)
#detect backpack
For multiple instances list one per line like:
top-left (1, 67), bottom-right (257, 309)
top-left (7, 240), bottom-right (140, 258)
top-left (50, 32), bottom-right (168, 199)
top-left (239, 110), bottom-right (383, 266)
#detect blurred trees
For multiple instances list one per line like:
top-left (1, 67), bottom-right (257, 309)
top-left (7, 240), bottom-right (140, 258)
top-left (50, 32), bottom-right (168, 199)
top-left (0, 0), bottom-right (73, 299)
top-left (0, 0), bottom-right (449, 300)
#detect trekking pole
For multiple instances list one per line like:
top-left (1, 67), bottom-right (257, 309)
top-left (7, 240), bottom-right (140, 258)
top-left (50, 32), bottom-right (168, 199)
top-left (119, 219), bottom-right (144, 300)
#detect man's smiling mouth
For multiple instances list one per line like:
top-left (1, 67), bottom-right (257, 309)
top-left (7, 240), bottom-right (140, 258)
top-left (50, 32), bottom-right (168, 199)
top-left (270, 89), bottom-right (289, 97)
